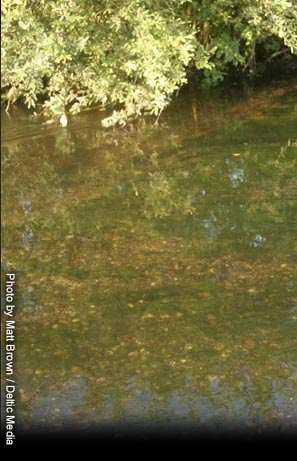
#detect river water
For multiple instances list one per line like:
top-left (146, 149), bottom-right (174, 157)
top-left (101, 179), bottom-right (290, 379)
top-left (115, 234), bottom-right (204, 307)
top-left (2, 77), bottom-right (297, 435)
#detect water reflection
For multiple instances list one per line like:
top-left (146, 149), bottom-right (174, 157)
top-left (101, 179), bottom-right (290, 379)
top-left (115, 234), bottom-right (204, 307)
top-left (226, 159), bottom-right (245, 188)
top-left (2, 78), bottom-right (297, 432)
top-left (250, 234), bottom-right (267, 248)
top-left (20, 192), bottom-right (32, 216)
top-left (27, 370), bottom-right (297, 429)
top-left (21, 225), bottom-right (34, 251)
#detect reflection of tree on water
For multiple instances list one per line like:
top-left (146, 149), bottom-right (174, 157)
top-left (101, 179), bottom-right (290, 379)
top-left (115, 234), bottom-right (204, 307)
top-left (2, 101), bottom-right (296, 253)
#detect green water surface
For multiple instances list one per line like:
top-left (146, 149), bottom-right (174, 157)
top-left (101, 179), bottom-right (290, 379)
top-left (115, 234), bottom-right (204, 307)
top-left (2, 78), bottom-right (297, 432)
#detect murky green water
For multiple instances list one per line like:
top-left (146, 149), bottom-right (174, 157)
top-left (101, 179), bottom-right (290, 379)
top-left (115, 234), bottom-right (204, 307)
top-left (2, 78), bottom-right (297, 433)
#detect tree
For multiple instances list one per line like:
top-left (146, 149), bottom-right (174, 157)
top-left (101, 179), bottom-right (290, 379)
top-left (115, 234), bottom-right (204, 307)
top-left (1, 0), bottom-right (296, 126)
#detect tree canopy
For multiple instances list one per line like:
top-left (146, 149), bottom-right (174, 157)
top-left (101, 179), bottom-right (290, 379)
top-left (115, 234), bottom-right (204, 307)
top-left (2, 0), bottom-right (297, 126)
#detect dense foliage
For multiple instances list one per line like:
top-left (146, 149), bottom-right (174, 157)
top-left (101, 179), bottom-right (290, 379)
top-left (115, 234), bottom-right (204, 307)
top-left (2, 0), bottom-right (297, 125)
